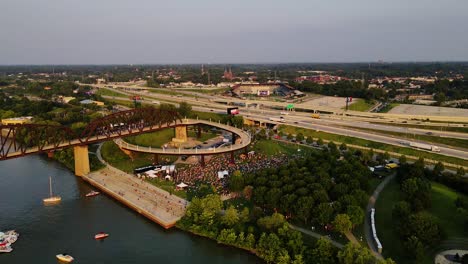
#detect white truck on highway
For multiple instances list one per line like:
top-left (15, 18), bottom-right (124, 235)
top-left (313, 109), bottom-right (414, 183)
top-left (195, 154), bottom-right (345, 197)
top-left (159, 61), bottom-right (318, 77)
top-left (269, 117), bottom-right (286, 123)
top-left (409, 142), bottom-right (441, 152)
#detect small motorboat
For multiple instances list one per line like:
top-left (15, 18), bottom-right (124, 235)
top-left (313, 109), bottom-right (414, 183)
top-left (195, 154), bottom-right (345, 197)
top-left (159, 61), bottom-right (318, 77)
top-left (56, 253), bottom-right (74, 262)
top-left (85, 190), bottom-right (100, 197)
top-left (94, 232), bottom-right (109, 240)
top-left (0, 244), bottom-right (13, 253)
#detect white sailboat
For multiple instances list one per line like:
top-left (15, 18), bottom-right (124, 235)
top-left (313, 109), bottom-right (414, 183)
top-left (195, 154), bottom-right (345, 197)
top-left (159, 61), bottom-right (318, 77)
top-left (43, 176), bottom-right (61, 204)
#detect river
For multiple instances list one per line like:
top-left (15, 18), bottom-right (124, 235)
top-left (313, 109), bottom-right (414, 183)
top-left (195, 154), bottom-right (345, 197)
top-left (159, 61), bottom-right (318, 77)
top-left (0, 155), bottom-right (259, 264)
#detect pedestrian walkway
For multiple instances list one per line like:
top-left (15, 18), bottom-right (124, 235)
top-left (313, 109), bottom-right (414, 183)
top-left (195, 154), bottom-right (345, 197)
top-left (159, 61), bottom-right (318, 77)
top-left (83, 143), bottom-right (188, 229)
top-left (289, 224), bottom-right (344, 249)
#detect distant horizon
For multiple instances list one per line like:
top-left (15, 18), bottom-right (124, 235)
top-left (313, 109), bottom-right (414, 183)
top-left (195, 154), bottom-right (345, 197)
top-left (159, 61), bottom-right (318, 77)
top-left (2, 60), bottom-right (468, 67)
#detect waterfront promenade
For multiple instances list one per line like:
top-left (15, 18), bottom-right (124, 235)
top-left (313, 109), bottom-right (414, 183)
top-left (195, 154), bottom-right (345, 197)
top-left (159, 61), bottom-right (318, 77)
top-left (84, 167), bottom-right (187, 228)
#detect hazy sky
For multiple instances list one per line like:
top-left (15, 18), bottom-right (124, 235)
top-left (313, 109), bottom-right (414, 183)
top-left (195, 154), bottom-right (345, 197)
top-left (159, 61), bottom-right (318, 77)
top-left (1, 0), bottom-right (468, 64)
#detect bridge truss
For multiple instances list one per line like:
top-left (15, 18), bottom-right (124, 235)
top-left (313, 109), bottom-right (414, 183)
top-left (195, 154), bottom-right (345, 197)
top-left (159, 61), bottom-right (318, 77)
top-left (0, 107), bottom-right (181, 160)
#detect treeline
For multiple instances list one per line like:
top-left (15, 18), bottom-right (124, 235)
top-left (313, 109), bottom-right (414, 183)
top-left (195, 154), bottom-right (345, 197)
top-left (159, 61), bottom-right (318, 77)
top-left (423, 79), bottom-right (468, 102)
top-left (178, 194), bottom-right (395, 264)
top-left (244, 150), bottom-right (371, 230)
top-left (392, 159), bottom-right (467, 263)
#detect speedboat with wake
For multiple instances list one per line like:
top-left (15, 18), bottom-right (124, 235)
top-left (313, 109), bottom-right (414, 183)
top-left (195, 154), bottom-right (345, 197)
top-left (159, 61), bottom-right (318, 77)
top-left (56, 253), bottom-right (74, 262)
top-left (85, 190), bottom-right (100, 197)
top-left (94, 232), bottom-right (109, 240)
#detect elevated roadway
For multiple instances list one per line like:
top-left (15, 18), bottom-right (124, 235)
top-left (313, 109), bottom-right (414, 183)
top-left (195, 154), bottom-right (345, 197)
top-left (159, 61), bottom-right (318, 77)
top-left (114, 119), bottom-right (251, 155)
top-left (95, 86), bottom-right (468, 160)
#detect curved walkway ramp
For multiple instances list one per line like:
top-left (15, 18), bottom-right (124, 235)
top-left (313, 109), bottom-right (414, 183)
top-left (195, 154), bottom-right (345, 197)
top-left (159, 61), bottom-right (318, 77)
top-left (114, 119), bottom-right (251, 155)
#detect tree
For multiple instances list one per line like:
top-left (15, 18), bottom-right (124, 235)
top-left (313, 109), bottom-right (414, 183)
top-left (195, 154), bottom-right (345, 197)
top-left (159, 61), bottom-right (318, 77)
top-left (313, 203), bottom-right (334, 226)
top-left (159, 103), bottom-right (177, 112)
top-left (392, 201), bottom-right (411, 221)
top-left (177, 101), bottom-right (192, 117)
top-left (346, 206), bottom-right (364, 227)
top-left (382, 151), bottom-right (390, 161)
top-left (222, 206), bottom-right (240, 227)
top-left (433, 162), bottom-right (445, 177)
top-left (277, 224), bottom-right (305, 256)
top-left (328, 141), bottom-right (337, 151)
top-left (310, 237), bottom-right (337, 264)
top-left (403, 236), bottom-right (424, 262)
top-left (276, 249), bottom-right (291, 264)
top-left (230, 115), bottom-right (244, 128)
top-left (257, 233), bottom-right (282, 263)
top-left (399, 155), bottom-right (407, 164)
top-left (295, 196), bottom-right (314, 224)
top-left (257, 213), bottom-right (286, 231)
top-left (333, 214), bottom-right (352, 234)
top-left (229, 170), bottom-right (245, 193)
top-left (457, 167), bottom-right (466, 177)
top-left (317, 138), bottom-right (324, 145)
top-left (287, 133), bottom-right (293, 140)
top-left (217, 228), bottom-right (237, 245)
top-left (404, 212), bottom-right (443, 247)
top-left (434, 92), bottom-right (446, 105)
top-left (339, 143), bottom-right (347, 151)
top-left (268, 130), bottom-right (275, 139)
top-left (240, 207), bottom-right (250, 223)
top-left (401, 177), bottom-right (431, 210)
top-left (306, 136), bottom-right (313, 144)
top-left (186, 194), bottom-right (223, 227)
top-left (245, 233), bottom-right (256, 249)
top-left (296, 132), bottom-right (304, 142)
top-left (337, 243), bottom-right (375, 264)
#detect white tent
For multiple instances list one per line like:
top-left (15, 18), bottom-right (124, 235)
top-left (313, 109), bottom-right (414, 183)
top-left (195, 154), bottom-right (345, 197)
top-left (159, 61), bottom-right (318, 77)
top-left (177, 182), bottom-right (188, 189)
top-left (218, 170), bottom-right (229, 179)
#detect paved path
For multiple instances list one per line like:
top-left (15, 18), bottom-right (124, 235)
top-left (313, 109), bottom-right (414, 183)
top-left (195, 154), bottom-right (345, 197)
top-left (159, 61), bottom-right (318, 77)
top-left (364, 173), bottom-right (396, 259)
top-left (345, 231), bottom-right (359, 245)
top-left (289, 224), bottom-right (344, 249)
top-left (87, 144), bottom-right (187, 228)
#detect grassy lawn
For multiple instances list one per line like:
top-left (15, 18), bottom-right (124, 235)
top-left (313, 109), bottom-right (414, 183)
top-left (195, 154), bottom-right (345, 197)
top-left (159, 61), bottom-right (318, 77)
top-left (279, 125), bottom-right (468, 167)
top-left (124, 128), bottom-right (175, 148)
top-left (342, 126), bottom-right (468, 150)
top-left (123, 127), bottom-right (219, 148)
top-left (96, 88), bottom-right (127, 97)
top-left (374, 178), bottom-right (406, 263)
top-left (100, 141), bottom-right (155, 173)
top-left (378, 103), bottom-right (400, 113)
top-left (251, 139), bottom-right (310, 157)
top-left (187, 130), bottom-right (218, 142)
top-left (430, 183), bottom-right (467, 236)
top-left (148, 88), bottom-right (196, 98)
top-left (179, 88), bottom-right (229, 94)
top-left (375, 180), bottom-right (468, 264)
top-left (370, 122), bottom-right (468, 134)
top-left (189, 111), bottom-right (224, 122)
top-left (346, 99), bottom-right (374, 112)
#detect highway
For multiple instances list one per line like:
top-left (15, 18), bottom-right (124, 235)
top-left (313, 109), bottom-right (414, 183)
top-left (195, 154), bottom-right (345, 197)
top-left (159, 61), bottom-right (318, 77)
top-left (96, 84), bottom-right (468, 139)
top-left (93, 85), bottom-right (468, 160)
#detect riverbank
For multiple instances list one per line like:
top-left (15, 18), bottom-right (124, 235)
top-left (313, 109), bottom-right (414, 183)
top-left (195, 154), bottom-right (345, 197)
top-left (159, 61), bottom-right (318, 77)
top-left (84, 167), bottom-right (187, 229)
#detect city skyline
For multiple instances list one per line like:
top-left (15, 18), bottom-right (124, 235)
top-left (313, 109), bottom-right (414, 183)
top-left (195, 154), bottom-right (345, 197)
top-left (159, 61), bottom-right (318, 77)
top-left (1, 0), bottom-right (468, 64)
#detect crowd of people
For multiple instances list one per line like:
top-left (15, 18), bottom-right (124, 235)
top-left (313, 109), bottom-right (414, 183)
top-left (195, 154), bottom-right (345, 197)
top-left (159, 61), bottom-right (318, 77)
top-left (173, 152), bottom-right (298, 189)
